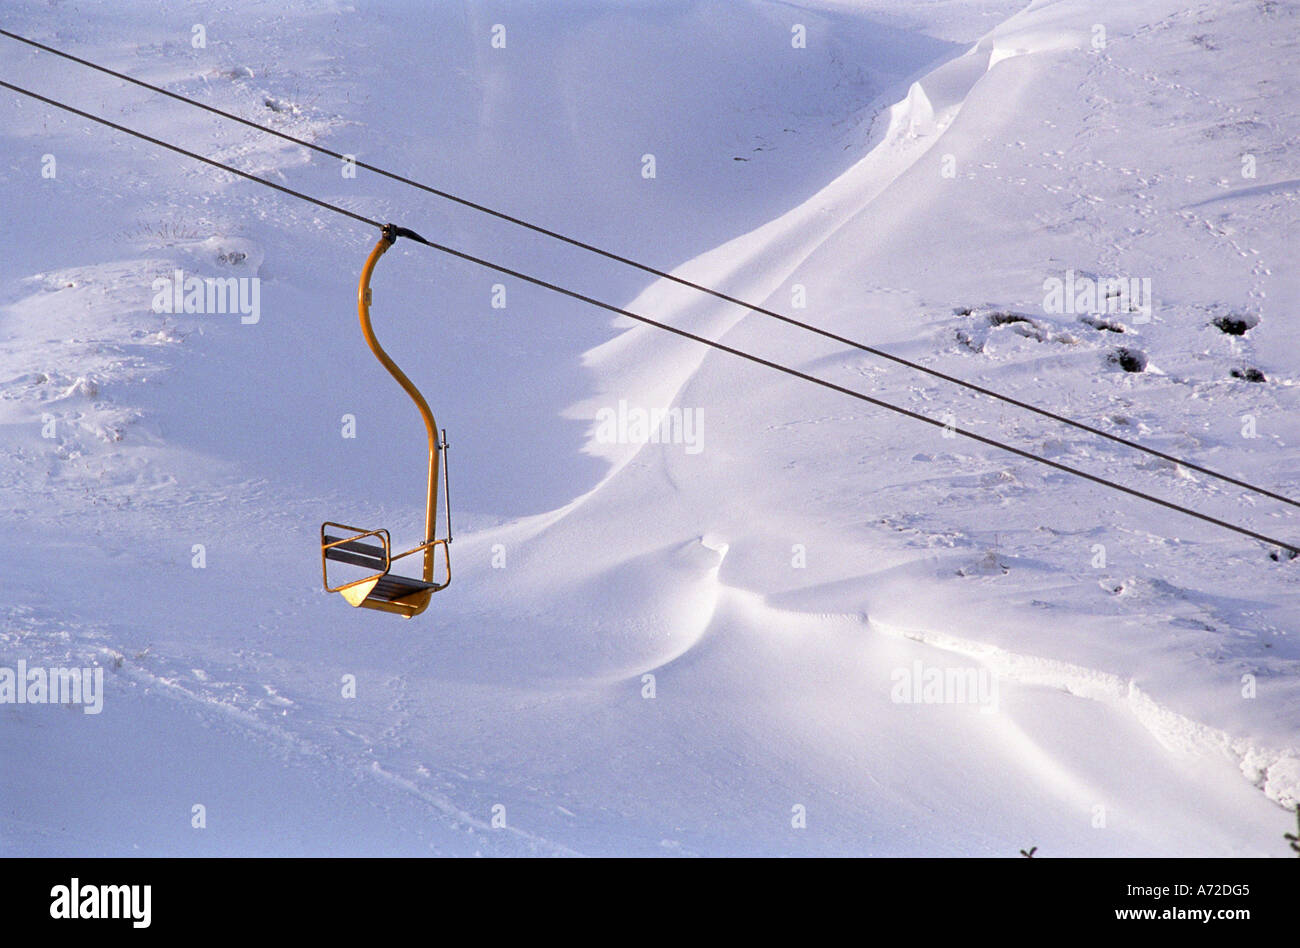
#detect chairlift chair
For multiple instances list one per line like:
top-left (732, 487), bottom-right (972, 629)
top-left (320, 225), bottom-right (451, 618)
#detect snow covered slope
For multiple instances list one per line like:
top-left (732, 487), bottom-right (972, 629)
top-left (1, 0), bottom-right (1296, 855)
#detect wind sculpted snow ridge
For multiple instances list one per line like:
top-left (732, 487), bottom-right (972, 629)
top-left (557, 0), bottom-right (1300, 820)
top-left (871, 617), bottom-right (1300, 810)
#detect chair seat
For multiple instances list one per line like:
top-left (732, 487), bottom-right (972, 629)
top-left (321, 521), bottom-right (447, 618)
top-left (368, 573), bottom-right (437, 602)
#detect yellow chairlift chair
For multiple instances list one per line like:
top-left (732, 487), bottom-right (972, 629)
top-left (320, 225), bottom-right (451, 617)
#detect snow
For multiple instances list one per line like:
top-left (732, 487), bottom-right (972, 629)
top-left (1, 0), bottom-right (1296, 856)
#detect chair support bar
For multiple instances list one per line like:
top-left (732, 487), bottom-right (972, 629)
top-left (319, 226), bottom-right (452, 617)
